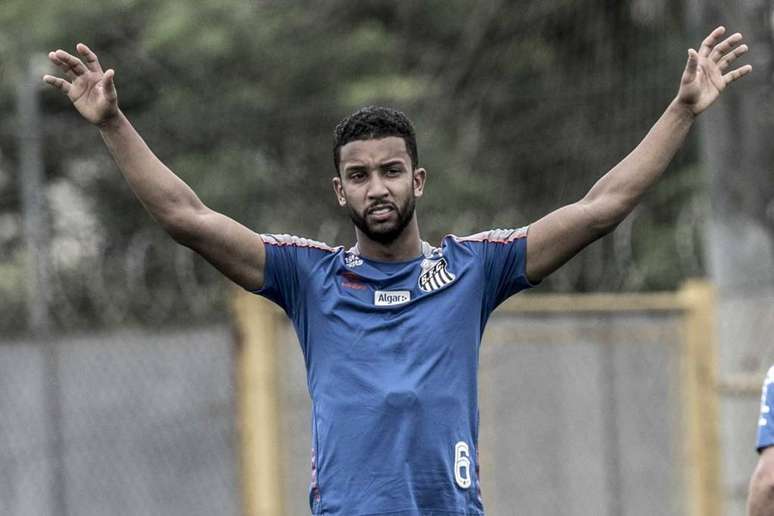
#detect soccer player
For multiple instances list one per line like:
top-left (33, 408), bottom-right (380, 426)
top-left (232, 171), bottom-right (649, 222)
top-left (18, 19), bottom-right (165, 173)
top-left (44, 26), bottom-right (750, 515)
top-left (747, 367), bottom-right (774, 515)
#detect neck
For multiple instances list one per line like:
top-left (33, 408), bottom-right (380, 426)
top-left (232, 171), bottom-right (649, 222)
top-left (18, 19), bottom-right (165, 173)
top-left (354, 217), bottom-right (422, 262)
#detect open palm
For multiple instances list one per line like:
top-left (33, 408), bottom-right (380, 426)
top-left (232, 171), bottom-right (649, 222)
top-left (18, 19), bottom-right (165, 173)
top-left (43, 43), bottom-right (119, 126)
top-left (677, 27), bottom-right (752, 115)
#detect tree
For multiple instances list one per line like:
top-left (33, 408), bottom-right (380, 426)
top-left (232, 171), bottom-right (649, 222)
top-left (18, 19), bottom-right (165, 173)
top-left (0, 0), bottom-right (704, 331)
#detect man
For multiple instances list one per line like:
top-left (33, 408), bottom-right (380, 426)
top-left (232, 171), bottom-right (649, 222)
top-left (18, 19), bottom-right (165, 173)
top-left (747, 366), bottom-right (774, 515)
top-left (44, 26), bottom-right (750, 515)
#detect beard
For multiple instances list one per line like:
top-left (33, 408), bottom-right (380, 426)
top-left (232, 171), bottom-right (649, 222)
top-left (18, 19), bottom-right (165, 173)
top-left (348, 194), bottom-right (416, 245)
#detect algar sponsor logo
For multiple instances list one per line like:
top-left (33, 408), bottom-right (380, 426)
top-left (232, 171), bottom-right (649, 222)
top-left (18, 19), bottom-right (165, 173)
top-left (374, 290), bottom-right (411, 306)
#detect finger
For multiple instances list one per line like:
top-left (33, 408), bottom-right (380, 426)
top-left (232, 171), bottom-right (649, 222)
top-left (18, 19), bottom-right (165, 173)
top-left (718, 44), bottom-right (749, 71)
top-left (76, 42), bottom-right (103, 73)
top-left (723, 64), bottom-right (753, 84)
top-left (683, 48), bottom-right (699, 84)
top-left (698, 26), bottom-right (726, 58)
top-left (101, 69), bottom-right (117, 101)
top-left (53, 49), bottom-right (88, 77)
top-left (48, 51), bottom-right (76, 80)
top-left (42, 74), bottom-right (72, 94)
top-left (710, 32), bottom-right (743, 62)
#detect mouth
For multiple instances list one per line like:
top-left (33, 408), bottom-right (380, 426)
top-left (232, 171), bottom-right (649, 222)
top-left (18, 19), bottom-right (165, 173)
top-left (368, 205), bottom-right (394, 214)
top-left (367, 204), bottom-right (396, 221)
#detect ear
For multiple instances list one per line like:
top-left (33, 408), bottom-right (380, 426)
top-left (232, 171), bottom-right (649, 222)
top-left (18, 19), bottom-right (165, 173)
top-left (413, 167), bottom-right (427, 198)
top-left (332, 176), bottom-right (347, 206)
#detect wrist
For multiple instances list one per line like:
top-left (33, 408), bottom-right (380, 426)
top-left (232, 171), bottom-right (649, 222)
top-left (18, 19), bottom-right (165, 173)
top-left (667, 98), bottom-right (698, 123)
top-left (96, 109), bottom-right (126, 132)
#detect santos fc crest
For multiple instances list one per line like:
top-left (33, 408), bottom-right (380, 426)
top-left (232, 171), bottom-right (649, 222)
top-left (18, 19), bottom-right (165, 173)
top-left (418, 258), bottom-right (456, 292)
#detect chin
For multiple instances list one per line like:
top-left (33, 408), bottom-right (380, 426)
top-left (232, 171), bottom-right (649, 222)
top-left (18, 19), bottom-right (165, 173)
top-left (364, 223), bottom-right (404, 245)
top-left (350, 204), bottom-right (414, 245)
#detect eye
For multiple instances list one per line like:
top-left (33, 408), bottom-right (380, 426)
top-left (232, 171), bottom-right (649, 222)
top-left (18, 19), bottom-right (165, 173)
top-left (349, 171), bottom-right (366, 182)
top-left (386, 167), bottom-right (402, 176)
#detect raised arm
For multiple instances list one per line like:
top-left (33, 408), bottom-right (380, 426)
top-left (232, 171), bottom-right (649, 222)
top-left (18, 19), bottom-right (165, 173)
top-left (44, 44), bottom-right (266, 291)
top-left (525, 26), bottom-right (752, 284)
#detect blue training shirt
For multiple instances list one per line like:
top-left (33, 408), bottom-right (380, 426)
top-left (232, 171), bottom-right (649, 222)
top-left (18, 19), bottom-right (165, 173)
top-left (255, 228), bottom-right (535, 515)
top-left (757, 366), bottom-right (774, 452)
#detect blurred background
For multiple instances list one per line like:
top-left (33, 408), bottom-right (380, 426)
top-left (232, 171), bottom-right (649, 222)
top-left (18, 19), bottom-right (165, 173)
top-left (1, 0), bottom-right (773, 515)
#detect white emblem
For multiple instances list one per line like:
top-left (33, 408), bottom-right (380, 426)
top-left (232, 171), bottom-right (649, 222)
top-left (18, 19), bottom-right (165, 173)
top-left (454, 441), bottom-right (472, 489)
top-left (374, 290), bottom-right (411, 306)
top-left (345, 253), bottom-right (363, 268)
top-left (418, 258), bottom-right (455, 292)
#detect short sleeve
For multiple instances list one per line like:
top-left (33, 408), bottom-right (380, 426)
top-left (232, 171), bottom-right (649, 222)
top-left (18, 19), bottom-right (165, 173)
top-left (757, 366), bottom-right (774, 452)
top-left (251, 235), bottom-right (300, 317)
top-left (455, 227), bottom-right (538, 313)
top-left (250, 234), bottom-right (336, 319)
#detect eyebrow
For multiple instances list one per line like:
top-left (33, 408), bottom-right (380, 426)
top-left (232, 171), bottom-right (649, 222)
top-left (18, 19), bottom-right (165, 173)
top-left (380, 160), bottom-right (405, 168)
top-left (343, 159), bottom-right (406, 173)
top-left (343, 164), bottom-right (367, 174)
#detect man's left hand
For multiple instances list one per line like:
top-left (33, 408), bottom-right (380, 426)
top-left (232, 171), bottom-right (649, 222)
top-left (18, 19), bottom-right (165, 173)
top-left (676, 26), bottom-right (752, 116)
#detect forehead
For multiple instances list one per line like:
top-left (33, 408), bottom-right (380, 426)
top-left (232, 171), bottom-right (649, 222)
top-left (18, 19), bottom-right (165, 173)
top-left (339, 137), bottom-right (410, 169)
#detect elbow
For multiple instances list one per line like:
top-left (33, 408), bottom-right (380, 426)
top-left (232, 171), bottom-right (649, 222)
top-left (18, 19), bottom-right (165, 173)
top-left (159, 205), bottom-right (208, 246)
top-left (578, 195), bottom-right (632, 236)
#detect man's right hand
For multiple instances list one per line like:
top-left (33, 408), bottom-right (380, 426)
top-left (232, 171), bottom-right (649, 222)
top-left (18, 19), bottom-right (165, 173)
top-left (43, 43), bottom-right (267, 291)
top-left (43, 44), bottom-right (119, 127)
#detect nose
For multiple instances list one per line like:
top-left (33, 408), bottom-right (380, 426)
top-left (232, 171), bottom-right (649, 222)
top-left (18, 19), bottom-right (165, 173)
top-left (367, 173), bottom-right (389, 200)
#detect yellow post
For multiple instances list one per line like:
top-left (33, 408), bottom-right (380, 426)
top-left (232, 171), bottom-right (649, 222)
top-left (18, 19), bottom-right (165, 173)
top-left (232, 289), bottom-right (284, 516)
top-left (678, 279), bottom-right (721, 516)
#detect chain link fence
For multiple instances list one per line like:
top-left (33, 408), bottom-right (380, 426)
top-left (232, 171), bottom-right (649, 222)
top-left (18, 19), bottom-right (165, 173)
top-left (0, 327), bottom-right (238, 516)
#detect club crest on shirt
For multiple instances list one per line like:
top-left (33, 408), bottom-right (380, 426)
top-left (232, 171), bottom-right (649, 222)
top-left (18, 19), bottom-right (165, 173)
top-left (345, 253), bottom-right (363, 268)
top-left (418, 258), bottom-right (455, 292)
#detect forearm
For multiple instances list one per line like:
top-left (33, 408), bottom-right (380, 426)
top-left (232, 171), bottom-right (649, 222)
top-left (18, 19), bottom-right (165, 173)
top-left (524, 27), bottom-right (750, 283)
top-left (748, 459), bottom-right (774, 516)
top-left (582, 99), bottom-right (695, 231)
top-left (748, 481), bottom-right (774, 515)
top-left (98, 111), bottom-right (205, 239)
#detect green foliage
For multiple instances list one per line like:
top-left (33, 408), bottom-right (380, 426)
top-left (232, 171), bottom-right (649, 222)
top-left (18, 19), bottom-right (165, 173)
top-left (0, 0), bottom-right (707, 329)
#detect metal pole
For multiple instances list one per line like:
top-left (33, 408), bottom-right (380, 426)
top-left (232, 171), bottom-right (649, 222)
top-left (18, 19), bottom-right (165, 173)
top-left (16, 56), bottom-right (51, 335)
top-left (16, 56), bottom-right (67, 516)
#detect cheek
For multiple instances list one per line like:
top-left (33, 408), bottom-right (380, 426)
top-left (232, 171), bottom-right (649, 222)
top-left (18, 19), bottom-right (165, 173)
top-left (341, 187), bottom-right (364, 208)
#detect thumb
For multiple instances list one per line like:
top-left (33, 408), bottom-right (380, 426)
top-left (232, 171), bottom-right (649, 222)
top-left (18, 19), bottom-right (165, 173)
top-left (683, 49), bottom-right (698, 84)
top-left (102, 69), bottom-right (117, 101)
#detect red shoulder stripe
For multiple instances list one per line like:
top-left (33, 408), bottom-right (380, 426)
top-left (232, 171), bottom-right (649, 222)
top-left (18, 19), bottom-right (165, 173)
top-left (260, 234), bottom-right (340, 253)
top-left (452, 227), bottom-right (528, 244)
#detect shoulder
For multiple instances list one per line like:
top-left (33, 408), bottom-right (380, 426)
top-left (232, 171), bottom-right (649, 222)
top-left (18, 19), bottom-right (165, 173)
top-left (450, 227), bottom-right (529, 245)
top-left (441, 228), bottom-right (529, 256)
top-left (762, 366), bottom-right (774, 397)
top-left (260, 234), bottom-right (343, 274)
top-left (766, 365), bottom-right (774, 383)
top-left (261, 233), bottom-right (341, 253)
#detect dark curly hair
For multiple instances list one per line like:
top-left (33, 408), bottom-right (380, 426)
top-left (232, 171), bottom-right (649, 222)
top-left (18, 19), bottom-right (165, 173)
top-left (333, 106), bottom-right (419, 174)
